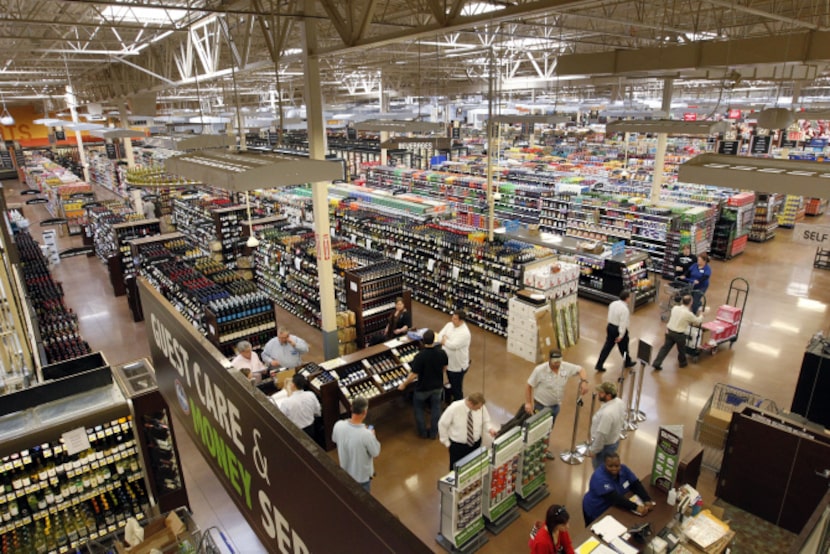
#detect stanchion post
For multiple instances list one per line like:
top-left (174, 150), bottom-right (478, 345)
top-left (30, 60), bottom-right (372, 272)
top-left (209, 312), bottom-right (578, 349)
top-left (559, 388), bottom-right (585, 465)
top-left (617, 372), bottom-right (628, 440)
top-left (576, 392), bottom-right (597, 456)
top-left (634, 360), bottom-right (647, 422)
top-left (625, 365), bottom-right (638, 431)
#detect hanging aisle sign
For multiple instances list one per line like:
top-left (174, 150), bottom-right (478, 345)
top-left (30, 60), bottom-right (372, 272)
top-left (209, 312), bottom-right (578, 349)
top-left (750, 135), bottom-right (772, 154)
top-left (138, 280), bottom-right (430, 554)
top-left (716, 140), bottom-right (741, 155)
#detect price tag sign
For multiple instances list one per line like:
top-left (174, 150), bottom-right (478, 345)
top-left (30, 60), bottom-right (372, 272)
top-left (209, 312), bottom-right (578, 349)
top-left (62, 428), bottom-right (90, 456)
top-left (452, 266), bottom-right (460, 279)
top-left (396, 249), bottom-right (403, 260)
top-left (491, 279), bottom-right (501, 294)
top-left (294, 257), bottom-right (301, 271)
top-left (427, 259), bottom-right (435, 271)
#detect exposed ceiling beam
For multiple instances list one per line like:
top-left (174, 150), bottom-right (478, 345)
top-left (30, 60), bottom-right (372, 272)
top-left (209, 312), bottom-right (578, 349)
top-left (705, 0), bottom-right (824, 32)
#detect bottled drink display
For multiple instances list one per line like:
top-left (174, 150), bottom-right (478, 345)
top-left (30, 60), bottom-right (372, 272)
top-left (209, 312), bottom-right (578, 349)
top-left (136, 236), bottom-right (277, 357)
top-left (142, 412), bottom-right (183, 495)
top-left (337, 208), bottom-right (551, 336)
top-left (0, 415), bottom-right (150, 551)
top-left (15, 231), bottom-right (92, 364)
top-left (171, 197), bottom-right (246, 269)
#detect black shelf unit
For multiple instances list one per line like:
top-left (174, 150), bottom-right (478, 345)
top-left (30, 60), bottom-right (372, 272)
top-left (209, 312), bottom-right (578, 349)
top-left (344, 262), bottom-right (409, 347)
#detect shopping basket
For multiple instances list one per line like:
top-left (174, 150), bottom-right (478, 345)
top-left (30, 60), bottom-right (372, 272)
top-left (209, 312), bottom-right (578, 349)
top-left (694, 383), bottom-right (778, 472)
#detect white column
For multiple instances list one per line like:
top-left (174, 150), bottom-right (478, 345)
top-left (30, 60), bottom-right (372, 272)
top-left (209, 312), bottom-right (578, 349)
top-left (650, 78), bottom-right (674, 202)
top-left (118, 102), bottom-right (136, 168)
top-left (66, 85), bottom-right (90, 182)
top-left (302, 0), bottom-right (338, 360)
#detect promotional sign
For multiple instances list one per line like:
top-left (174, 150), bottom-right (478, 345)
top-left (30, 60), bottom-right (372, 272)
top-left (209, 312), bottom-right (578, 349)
top-left (651, 424), bottom-right (684, 492)
top-left (682, 113), bottom-right (697, 121)
top-left (793, 223), bottom-right (830, 247)
top-left (139, 279), bottom-right (430, 554)
top-left (105, 142), bottom-right (118, 160)
top-left (727, 108), bottom-right (742, 120)
top-left (750, 135), bottom-right (772, 155)
top-left (717, 140), bottom-right (741, 155)
top-left (55, 130), bottom-right (66, 141)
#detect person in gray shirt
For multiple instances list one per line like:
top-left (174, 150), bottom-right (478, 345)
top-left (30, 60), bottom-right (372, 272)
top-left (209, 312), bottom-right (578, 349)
top-left (261, 326), bottom-right (309, 369)
top-left (332, 397), bottom-right (381, 492)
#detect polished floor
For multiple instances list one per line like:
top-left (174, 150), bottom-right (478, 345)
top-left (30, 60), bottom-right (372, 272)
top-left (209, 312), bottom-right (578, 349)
top-left (7, 178), bottom-right (830, 553)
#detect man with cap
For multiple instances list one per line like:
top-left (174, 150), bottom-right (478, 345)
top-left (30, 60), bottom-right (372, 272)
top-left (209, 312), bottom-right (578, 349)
top-left (525, 349), bottom-right (589, 460)
top-left (588, 382), bottom-right (627, 469)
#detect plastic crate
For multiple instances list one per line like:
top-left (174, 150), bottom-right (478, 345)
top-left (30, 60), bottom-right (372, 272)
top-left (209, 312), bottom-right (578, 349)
top-left (694, 383), bottom-right (778, 471)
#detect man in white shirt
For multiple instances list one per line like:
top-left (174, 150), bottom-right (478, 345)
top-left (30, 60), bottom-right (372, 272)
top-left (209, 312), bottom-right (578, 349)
top-left (437, 309), bottom-right (471, 403)
top-left (274, 374), bottom-right (322, 443)
top-left (588, 382), bottom-right (627, 469)
top-left (525, 349), bottom-right (589, 459)
top-left (262, 326), bottom-right (310, 369)
top-left (438, 392), bottom-right (498, 470)
top-left (595, 290), bottom-right (637, 372)
top-left (652, 295), bottom-right (703, 370)
top-left (230, 340), bottom-right (267, 380)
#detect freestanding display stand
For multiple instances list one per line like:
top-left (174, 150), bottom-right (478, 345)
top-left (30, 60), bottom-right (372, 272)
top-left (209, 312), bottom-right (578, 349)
top-left (482, 427), bottom-right (521, 534)
top-left (437, 447), bottom-right (489, 553)
top-left (516, 409), bottom-right (553, 510)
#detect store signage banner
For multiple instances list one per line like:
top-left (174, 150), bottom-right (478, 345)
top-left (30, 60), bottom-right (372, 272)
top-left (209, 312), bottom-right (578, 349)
top-left (793, 223), bottom-right (830, 247)
top-left (650, 424), bottom-right (683, 492)
top-left (750, 135), bottom-right (772, 155)
top-left (139, 279), bottom-right (430, 554)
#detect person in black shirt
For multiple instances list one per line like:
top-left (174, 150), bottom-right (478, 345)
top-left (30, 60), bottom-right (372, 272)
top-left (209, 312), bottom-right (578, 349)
top-left (385, 297), bottom-right (412, 339)
top-left (673, 244), bottom-right (695, 280)
top-left (398, 330), bottom-right (447, 438)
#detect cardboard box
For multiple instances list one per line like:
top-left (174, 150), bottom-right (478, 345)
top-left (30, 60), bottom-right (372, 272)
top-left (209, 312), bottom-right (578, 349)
top-left (703, 407), bottom-right (733, 432)
top-left (702, 320), bottom-right (731, 342)
top-left (117, 511), bottom-right (188, 554)
top-left (535, 308), bottom-right (558, 361)
top-left (715, 305), bottom-right (742, 324)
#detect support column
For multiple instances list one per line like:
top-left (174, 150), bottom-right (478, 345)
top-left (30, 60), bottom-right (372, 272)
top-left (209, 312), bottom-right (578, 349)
top-left (486, 47), bottom-right (497, 241)
top-left (650, 78), bottom-right (673, 202)
top-left (118, 102), bottom-right (136, 169)
top-left (302, 0), bottom-right (338, 360)
top-left (66, 85), bottom-right (90, 183)
top-left (379, 79), bottom-right (389, 166)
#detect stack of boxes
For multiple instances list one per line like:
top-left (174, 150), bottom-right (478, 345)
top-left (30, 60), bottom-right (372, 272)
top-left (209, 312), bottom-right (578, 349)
top-left (701, 305), bottom-right (743, 345)
top-left (506, 296), bottom-right (556, 363)
top-left (336, 309), bottom-right (358, 355)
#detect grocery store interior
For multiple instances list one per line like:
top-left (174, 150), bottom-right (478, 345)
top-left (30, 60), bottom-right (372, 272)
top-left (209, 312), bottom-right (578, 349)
top-left (2, 1), bottom-right (830, 553)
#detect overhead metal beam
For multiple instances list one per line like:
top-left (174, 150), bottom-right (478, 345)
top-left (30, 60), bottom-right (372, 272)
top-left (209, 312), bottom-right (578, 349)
top-left (557, 30), bottom-right (830, 76)
top-left (705, 0), bottom-right (823, 32)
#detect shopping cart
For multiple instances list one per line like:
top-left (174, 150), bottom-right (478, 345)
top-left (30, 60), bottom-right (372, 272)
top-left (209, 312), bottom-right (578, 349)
top-left (694, 382), bottom-right (778, 472)
top-left (660, 279), bottom-right (692, 321)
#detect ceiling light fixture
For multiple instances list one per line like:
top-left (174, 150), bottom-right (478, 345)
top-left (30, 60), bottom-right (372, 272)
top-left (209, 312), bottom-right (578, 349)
top-left (0, 94), bottom-right (14, 126)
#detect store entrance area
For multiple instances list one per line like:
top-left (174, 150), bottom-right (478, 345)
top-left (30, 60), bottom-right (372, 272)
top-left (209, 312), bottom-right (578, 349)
top-left (7, 177), bottom-right (829, 552)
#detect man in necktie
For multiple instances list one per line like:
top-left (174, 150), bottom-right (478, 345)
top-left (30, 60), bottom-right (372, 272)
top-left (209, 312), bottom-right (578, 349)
top-left (438, 392), bottom-right (499, 470)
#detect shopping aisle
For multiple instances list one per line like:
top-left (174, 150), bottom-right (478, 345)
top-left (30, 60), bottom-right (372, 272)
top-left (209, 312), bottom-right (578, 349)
top-left (7, 178), bottom-right (830, 553)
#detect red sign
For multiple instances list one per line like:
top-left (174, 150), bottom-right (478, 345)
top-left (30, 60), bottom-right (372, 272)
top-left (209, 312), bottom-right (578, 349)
top-left (318, 233), bottom-right (331, 261)
top-left (727, 109), bottom-right (742, 120)
top-left (683, 113), bottom-right (697, 121)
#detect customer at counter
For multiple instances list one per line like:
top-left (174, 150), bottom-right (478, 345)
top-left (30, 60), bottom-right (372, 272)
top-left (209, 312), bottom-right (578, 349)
top-left (582, 452), bottom-right (655, 526)
top-left (262, 326), bottom-right (309, 369)
top-left (528, 504), bottom-right (575, 554)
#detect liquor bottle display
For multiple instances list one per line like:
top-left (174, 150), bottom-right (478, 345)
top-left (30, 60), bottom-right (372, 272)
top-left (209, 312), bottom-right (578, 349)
top-left (337, 208), bottom-right (552, 336)
top-left (172, 197), bottom-right (246, 269)
top-left (134, 234), bottom-right (277, 357)
top-left (344, 261), bottom-right (408, 348)
top-left (0, 415), bottom-right (150, 551)
top-left (14, 230), bottom-right (91, 365)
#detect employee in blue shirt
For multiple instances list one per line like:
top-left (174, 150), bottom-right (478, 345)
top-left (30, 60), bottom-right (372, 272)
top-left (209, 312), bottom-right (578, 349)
top-left (582, 452), bottom-right (655, 526)
top-left (684, 253), bottom-right (711, 314)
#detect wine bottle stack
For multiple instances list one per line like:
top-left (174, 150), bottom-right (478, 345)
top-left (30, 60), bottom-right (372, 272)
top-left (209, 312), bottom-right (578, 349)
top-left (15, 230), bottom-right (92, 364)
top-left (143, 412), bottom-right (183, 494)
top-left (0, 415), bottom-right (151, 551)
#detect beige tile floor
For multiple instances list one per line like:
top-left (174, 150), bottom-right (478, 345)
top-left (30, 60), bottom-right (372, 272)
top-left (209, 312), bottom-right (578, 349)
top-left (7, 179), bottom-right (830, 552)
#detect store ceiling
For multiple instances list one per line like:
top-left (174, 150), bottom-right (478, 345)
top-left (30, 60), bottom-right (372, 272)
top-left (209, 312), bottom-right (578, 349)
top-left (1, 0), bottom-right (830, 116)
